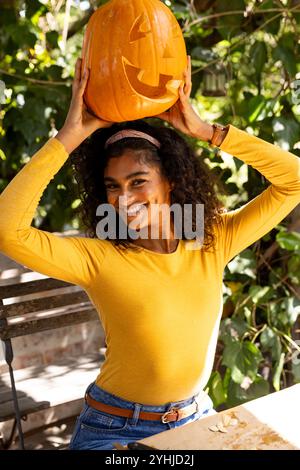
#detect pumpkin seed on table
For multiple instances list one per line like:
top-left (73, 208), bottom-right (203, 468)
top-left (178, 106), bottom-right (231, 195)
top-left (229, 418), bottom-right (239, 426)
top-left (208, 414), bottom-right (239, 433)
top-left (208, 423), bottom-right (228, 433)
top-left (217, 423), bottom-right (228, 433)
top-left (208, 424), bottom-right (219, 432)
top-left (221, 414), bottom-right (239, 427)
top-left (222, 414), bottom-right (232, 427)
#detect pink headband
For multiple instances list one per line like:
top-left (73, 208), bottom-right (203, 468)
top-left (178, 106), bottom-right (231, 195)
top-left (104, 130), bottom-right (161, 149)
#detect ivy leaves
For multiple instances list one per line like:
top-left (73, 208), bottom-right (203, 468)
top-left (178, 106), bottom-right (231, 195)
top-left (207, 232), bottom-right (300, 410)
top-left (212, 317), bottom-right (269, 407)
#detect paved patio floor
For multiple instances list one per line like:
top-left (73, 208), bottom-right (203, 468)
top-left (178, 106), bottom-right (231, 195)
top-left (8, 415), bottom-right (76, 450)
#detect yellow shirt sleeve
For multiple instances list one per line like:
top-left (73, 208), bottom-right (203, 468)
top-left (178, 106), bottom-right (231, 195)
top-left (0, 137), bottom-right (106, 288)
top-left (218, 125), bottom-right (300, 265)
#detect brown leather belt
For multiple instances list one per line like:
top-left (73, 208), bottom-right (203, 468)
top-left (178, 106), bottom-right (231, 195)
top-left (85, 391), bottom-right (207, 423)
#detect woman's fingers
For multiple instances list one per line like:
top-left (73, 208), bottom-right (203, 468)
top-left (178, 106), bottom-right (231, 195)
top-left (155, 111), bottom-right (170, 121)
top-left (75, 58), bottom-right (82, 81)
top-left (179, 81), bottom-right (188, 105)
top-left (78, 67), bottom-right (89, 96)
top-left (71, 65), bottom-right (89, 105)
top-left (72, 58), bottom-right (82, 93)
top-left (72, 58), bottom-right (90, 101)
top-left (183, 55), bottom-right (192, 97)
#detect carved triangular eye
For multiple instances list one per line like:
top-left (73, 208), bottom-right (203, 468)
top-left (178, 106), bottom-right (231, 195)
top-left (129, 13), bottom-right (151, 42)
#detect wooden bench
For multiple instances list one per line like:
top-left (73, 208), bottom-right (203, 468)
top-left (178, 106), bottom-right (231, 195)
top-left (0, 270), bottom-right (105, 450)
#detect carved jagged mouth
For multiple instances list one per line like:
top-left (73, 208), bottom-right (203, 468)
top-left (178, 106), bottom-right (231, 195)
top-left (122, 56), bottom-right (181, 102)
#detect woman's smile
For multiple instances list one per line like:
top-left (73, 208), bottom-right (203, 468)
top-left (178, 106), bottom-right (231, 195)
top-left (103, 150), bottom-right (172, 231)
top-left (120, 202), bottom-right (149, 218)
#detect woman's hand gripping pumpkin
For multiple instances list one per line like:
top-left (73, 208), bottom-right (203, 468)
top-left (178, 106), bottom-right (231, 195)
top-left (155, 55), bottom-right (213, 142)
top-left (56, 58), bottom-right (113, 153)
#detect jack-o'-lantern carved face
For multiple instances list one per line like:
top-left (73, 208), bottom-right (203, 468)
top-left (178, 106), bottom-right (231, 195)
top-left (82, 0), bottom-right (187, 122)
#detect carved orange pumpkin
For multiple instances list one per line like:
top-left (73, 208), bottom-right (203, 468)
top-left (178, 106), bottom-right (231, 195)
top-left (81, 0), bottom-right (187, 122)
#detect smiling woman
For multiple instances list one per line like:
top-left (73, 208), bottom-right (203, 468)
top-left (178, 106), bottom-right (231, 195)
top-left (70, 118), bottom-right (224, 252)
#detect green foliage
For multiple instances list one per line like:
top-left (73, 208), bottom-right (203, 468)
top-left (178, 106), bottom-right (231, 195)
top-left (0, 0), bottom-right (80, 229)
top-left (212, 221), bottom-right (300, 408)
top-left (1, 0), bottom-right (300, 408)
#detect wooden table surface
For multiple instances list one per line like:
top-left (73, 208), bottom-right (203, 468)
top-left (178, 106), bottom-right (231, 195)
top-left (138, 384), bottom-right (300, 450)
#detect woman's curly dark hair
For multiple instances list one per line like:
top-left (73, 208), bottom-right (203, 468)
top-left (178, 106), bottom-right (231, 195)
top-left (69, 119), bottom-right (226, 251)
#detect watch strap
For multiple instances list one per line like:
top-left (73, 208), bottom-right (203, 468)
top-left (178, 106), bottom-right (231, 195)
top-left (208, 124), bottom-right (230, 147)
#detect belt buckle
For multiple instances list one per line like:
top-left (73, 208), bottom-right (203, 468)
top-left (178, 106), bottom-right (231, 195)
top-left (194, 396), bottom-right (200, 414)
top-left (161, 407), bottom-right (179, 424)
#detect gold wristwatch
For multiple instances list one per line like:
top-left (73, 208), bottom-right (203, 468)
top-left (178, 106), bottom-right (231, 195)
top-left (208, 123), bottom-right (230, 147)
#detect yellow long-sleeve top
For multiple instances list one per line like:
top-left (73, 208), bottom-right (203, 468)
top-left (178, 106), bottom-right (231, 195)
top-left (0, 125), bottom-right (300, 405)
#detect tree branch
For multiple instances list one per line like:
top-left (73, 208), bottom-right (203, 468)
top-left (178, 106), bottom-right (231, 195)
top-left (0, 68), bottom-right (69, 86)
top-left (67, 0), bottom-right (105, 39)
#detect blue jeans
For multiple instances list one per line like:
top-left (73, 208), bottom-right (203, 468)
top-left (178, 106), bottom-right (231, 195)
top-left (69, 382), bottom-right (215, 450)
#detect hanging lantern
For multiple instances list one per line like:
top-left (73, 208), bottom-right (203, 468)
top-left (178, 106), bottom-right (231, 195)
top-left (202, 64), bottom-right (227, 97)
top-left (81, 0), bottom-right (187, 122)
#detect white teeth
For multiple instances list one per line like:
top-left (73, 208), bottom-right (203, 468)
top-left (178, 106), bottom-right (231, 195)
top-left (121, 203), bottom-right (147, 216)
top-left (128, 205), bottom-right (143, 216)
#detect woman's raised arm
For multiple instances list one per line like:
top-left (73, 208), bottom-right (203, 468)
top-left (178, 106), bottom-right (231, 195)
top-left (155, 55), bottom-right (300, 265)
top-left (0, 59), bottom-right (113, 288)
top-left (215, 126), bottom-right (300, 265)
